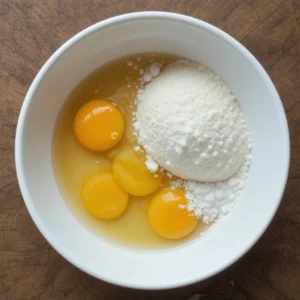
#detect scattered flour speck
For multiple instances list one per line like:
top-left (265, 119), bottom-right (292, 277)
top-left (145, 155), bottom-right (159, 172)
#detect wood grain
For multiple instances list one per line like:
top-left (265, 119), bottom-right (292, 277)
top-left (1, 0), bottom-right (299, 299)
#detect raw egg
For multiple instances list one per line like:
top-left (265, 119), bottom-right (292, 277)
top-left (148, 188), bottom-right (198, 239)
top-left (112, 148), bottom-right (163, 196)
top-left (74, 100), bottom-right (124, 151)
top-left (81, 171), bottom-right (128, 220)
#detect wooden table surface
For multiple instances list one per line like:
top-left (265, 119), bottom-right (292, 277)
top-left (1, 1), bottom-right (299, 299)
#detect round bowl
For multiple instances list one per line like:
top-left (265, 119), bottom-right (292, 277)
top-left (15, 12), bottom-right (290, 289)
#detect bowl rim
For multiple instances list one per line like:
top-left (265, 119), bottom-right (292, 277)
top-left (15, 11), bottom-right (290, 290)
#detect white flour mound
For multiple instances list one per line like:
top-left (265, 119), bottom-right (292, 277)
top-left (134, 60), bottom-right (249, 182)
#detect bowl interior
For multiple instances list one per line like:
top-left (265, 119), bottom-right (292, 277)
top-left (16, 13), bottom-right (289, 289)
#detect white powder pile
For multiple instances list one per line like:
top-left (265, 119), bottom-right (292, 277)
top-left (133, 59), bottom-right (252, 223)
top-left (184, 151), bottom-right (251, 223)
top-left (134, 60), bottom-right (249, 182)
top-left (167, 148), bottom-right (251, 223)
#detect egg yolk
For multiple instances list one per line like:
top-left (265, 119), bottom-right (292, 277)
top-left (74, 100), bottom-right (124, 151)
top-left (81, 171), bottom-right (128, 220)
top-left (148, 188), bottom-right (198, 239)
top-left (112, 148), bottom-right (163, 196)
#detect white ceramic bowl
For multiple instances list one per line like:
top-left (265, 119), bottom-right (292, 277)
top-left (15, 12), bottom-right (290, 289)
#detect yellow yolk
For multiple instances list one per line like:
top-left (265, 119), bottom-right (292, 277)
top-left (81, 171), bottom-right (128, 220)
top-left (74, 100), bottom-right (124, 151)
top-left (112, 148), bottom-right (163, 196)
top-left (148, 188), bottom-right (198, 239)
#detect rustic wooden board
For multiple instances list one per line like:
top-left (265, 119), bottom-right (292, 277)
top-left (0, 1), bottom-right (299, 299)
